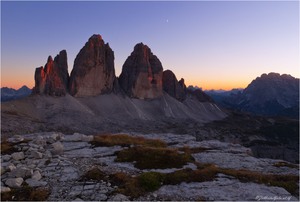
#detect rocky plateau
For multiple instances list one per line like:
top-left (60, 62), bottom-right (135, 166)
top-left (1, 133), bottom-right (298, 201)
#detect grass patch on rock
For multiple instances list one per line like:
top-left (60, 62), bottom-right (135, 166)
top-left (116, 166), bottom-right (218, 199)
top-left (115, 146), bottom-right (194, 169)
top-left (113, 172), bottom-right (164, 198)
top-left (219, 168), bottom-right (299, 196)
top-left (1, 185), bottom-right (50, 201)
top-left (87, 136), bottom-right (299, 198)
top-left (91, 134), bottom-right (167, 148)
top-left (1, 139), bottom-right (18, 155)
top-left (138, 172), bottom-right (164, 192)
top-left (164, 163), bottom-right (218, 185)
top-left (109, 172), bottom-right (132, 186)
top-left (273, 161), bottom-right (298, 169)
top-left (83, 163), bottom-right (299, 200)
top-left (178, 146), bottom-right (209, 154)
top-left (117, 176), bottom-right (143, 199)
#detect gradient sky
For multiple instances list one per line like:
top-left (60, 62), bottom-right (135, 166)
top-left (1, 1), bottom-right (299, 90)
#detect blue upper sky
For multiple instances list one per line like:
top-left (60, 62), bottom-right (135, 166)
top-left (1, 1), bottom-right (299, 89)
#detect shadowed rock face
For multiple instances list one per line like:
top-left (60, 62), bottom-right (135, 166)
top-left (187, 88), bottom-right (214, 103)
top-left (33, 50), bottom-right (69, 96)
top-left (241, 73), bottom-right (299, 108)
top-left (69, 34), bottom-right (116, 97)
top-left (119, 43), bottom-right (163, 99)
top-left (163, 70), bottom-right (186, 101)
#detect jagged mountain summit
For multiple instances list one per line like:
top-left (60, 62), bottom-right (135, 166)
top-left (242, 73), bottom-right (299, 110)
top-left (69, 34), bottom-right (116, 97)
top-left (2, 34), bottom-right (225, 136)
top-left (209, 73), bottom-right (299, 118)
top-left (119, 43), bottom-right (163, 99)
top-left (162, 70), bottom-right (186, 101)
top-left (31, 34), bottom-right (213, 104)
top-left (33, 50), bottom-right (69, 96)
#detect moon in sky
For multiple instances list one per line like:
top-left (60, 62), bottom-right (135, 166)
top-left (166, 19), bottom-right (169, 23)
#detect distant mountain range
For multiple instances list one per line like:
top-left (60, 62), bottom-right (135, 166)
top-left (1, 86), bottom-right (32, 102)
top-left (205, 88), bottom-right (243, 106)
top-left (3, 71), bottom-right (299, 119)
top-left (205, 73), bottom-right (299, 118)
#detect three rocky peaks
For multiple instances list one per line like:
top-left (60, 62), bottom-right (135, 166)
top-left (33, 34), bottom-right (207, 102)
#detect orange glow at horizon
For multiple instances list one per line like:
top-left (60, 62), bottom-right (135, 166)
top-left (3, 73), bottom-right (299, 91)
top-left (1, 76), bottom-right (249, 91)
top-left (187, 78), bottom-right (250, 91)
top-left (1, 76), bottom-right (34, 90)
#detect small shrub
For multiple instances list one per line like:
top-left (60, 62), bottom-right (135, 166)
top-left (118, 177), bottom-right (144, 199)
top-left (109, 172), bottom-right (131, 186)
top-left (80, 167), bottom-right (106, 181)
top-left (115, 172), bottom-right (163, 199)
top-left (269, 181), bottom-right (298, 196)
top-left (0, 191), bottom-right (11, 201)
top-left (1, 139), bottom-right (18, 155)
top-left (1, 186), bottom-right (50, 201)
top-left (192, 164), bottom-right (218, 182)
top-left (138, 172), bottom-right (164, 191)
top-left (164, 168), bottom-right (193, 185)
top-left (28, 188), bottom-right (50, 201)
top-left (116, 146), bottom-right (194, 169)
top-left (164, 164), bottom-right (218, 185)
top-left (91, 134), bottom-right (167, 148)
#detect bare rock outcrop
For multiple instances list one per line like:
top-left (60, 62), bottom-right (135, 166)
top-left (69, 34), bottom-right (116, 97)
top-left (119, 43), bottom-right (163, 99)
top-left (187, 88), bottom-right (214, 102)
top-left (162, 70), bottom-right (186, 101)
top-left (33, 50), bottom-right (69, 96)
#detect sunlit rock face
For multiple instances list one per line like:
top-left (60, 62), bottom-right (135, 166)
top-left (119, 43), bottom-right (163, 99)
top-left (162, 70), bottom-right (186, 101)
top-left (33, 50), bottom-right (69, 96)
top-left (69, 34), bottom-right (116, 97)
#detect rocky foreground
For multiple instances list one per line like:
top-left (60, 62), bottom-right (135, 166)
top-left (1, 132), bottom-right (299, 201)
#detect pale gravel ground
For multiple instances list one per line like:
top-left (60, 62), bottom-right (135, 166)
top-left (1, 93), bottom-right (226, 137)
